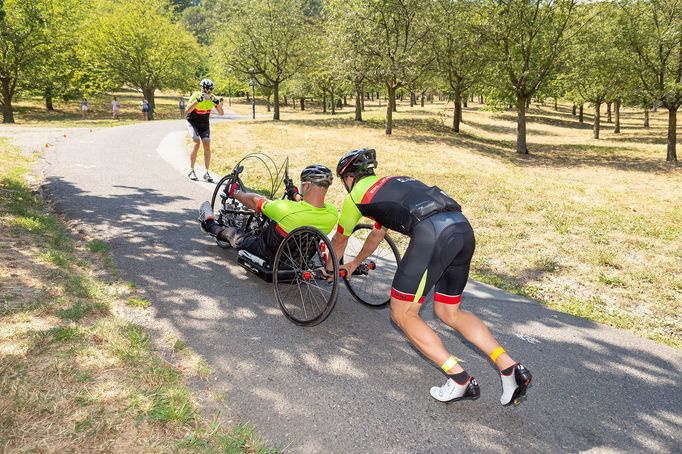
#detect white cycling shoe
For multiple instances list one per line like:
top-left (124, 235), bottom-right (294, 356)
top-left (500, 363), bottom-right (532, 406)
top-left (430, 376), bottom-right (480, 403)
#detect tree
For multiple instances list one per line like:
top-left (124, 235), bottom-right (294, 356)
top-left (220, 0), bottom-right (311, 121)
top-left (341, 0), bottom-right (432, 134)
top-left (432, 0), bottom-right (486, 133)
top-left (566, 4), bottom-right (627, 139)
top-left (483, 0), bottom-right (580, 153)
top-left (0, 0), bottom-right (52, 123)
top-left (80, 0), bottom-right (200, 120)
top-left (620, 0), bottom-right (681, 162)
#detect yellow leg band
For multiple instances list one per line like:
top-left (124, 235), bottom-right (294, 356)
top-left (489, 346), bottom-right (506, 363)
top-left (440, 355), bottom-right (458, 372)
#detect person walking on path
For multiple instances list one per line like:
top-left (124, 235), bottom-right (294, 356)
top-left (330, 148), bottom-right (533, 406)
top-left (140, 97), bottom-right (150, 121)
top-left (111, 96), bottom-right (120, 120)
top-left (186, 78), bottom-right (223, 182)
top-left (179, 98), bottom-right (186, 118)
top-left (81, 97), bottom-right (88, 120)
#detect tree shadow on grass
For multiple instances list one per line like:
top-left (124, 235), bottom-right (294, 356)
top-left (40, 174), bottom-right (682, 453)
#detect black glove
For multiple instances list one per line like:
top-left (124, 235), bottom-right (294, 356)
top-left (285, 184), bottom-right (299, 201)
top-left (197, 93), bottom-right (206, 102)
top-left (211, 96), bottom-right (222, 105)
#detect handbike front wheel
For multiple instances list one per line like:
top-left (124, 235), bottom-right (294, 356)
top-left (273, 227), bottom-right (339, 326)
top-left (343, 224), bottom-right (401, 307)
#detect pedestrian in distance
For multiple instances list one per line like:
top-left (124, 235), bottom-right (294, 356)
top-left (140, 97), bottom-right (149, 121)
top-left (330, 148), bottom-right (533, 406)
top-left (179, 98), bottom-right (186, 117)
top-left (186, 78), bottom-right (224, 183)
top-left (112, 96), bottom-right (120, 120)
top-left (81, 97), bottom-right (88, 120)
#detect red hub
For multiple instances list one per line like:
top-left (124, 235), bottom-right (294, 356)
top-left (303, 271), bottom-right (312, 281)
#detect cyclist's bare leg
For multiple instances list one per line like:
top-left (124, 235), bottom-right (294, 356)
top-left (433, 302), bottom-right (515, 370)
top-left (390, 298), bottom-right (464, 374)
top-left (189, 139), bottom-right (200, 169)
top-left (202, 139), bottom-right (211, 171)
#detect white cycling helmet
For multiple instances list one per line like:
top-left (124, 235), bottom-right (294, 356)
top-left (200, 78), bottom-right (215, 91)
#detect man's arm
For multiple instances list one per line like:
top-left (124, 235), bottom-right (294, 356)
top-left (215, 101), bottom-right (224, 115)
top-left (234, 190), bottom-right (268, 212)
top-left (337, 227), bottom-right (386, 276)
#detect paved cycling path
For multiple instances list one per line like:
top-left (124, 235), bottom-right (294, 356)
top-left (3, 120), bottom-right (680, 453)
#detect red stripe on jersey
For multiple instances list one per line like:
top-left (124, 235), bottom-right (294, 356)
top-left (275, 224), bottom-right (288, 237)
top-left (360, 176), bottom-right (394, 204)
top-left (195, 109), bottom-right (212, 114)
top-left (434, 292), bottom-right (462, 305)
top-left (256, 198), bottom-right (266, 213)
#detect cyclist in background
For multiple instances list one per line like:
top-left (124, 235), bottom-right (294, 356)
top-left (331, 148), bottom-right (532, 406)
top-left (186, 78), bottom-right (224, 182)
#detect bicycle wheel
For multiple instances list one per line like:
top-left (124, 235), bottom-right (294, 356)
top-left (343, 224), bottom-right (401, 307)
top-left (273, 227), bottom-right (339, 326)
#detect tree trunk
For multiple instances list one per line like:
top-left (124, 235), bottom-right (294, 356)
top-left (369, 92), bottom-right (373, 100)
top-left (409, 92), bottom-right (415, 107)
top-left (1, 78), bottom-right (14, 123)
top-left (45, 86), bottom-right (54, 111)
top-left (300, 97), bottom-right (305, 111)
top-left (479, 95), bottom-right (484, 104)
top-left (273, 82), bottom-right (280, 120)
top-left (452, 91), bottom-right (462, 133)
top-left (283, 95), bottom-right (288, 106)
top-left (421, 91), bottom-right (426, 107)
top-left (470, 93), bottom-right (474, 102)
top-left (246, 91), bottom-right (250, 102)
top-left (666, 107), bottom-right (677, 161)
top-left (579, 104), bottom-right (584, 123)
top-left (330, 87), bottom-right (336, 115)
top-left (463, 97), bottom-right (468, 108)
top-left (386, 85), bottom-right (395, 135)
top-left (593, 102), bottom-right (601, 139)
top-left (606, 102), bottom-right (612, 123)
top-left (572, 104), bottom-right (576, 116)
top-left (643, 109), bottom-right (649, 128)
top-left (266, 96), bottom-right (271, 112)
top-left (322, 94), bottom-right (327, 113)
top-left (392, 89), bottom-right (397, 113)
top-left (554, 97), bottom-right (558, 111)
top-left (343, 95), bottom-right (347, 106)
top-left (355, 84), bottom-right (363, 122)
top-left (143, 87), bottom-right (156, 120)
top-left (526, 98), bottom-right (531, 109)
top-left (614, 98), bottom-right (621, 133)
top-left (516, 96), bottom-right (528, 154)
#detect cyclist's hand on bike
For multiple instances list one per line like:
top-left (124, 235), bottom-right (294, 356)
top-left (227, 182), bottom-right (241, 198)
top-left (285, 184), bottom-right (299, 201)
top-left (340, 261), bottom-right (358, 279)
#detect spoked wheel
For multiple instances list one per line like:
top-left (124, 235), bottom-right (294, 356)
top-left (273, 227), bottom-right (339, 326)
top-left (343, 224), bottom-right (401, 307)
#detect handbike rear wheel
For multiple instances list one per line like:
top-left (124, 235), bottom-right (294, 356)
top-left (343, 224), bottom-right (401, 308)
top-left (273, 227), bottom-right (339, 326)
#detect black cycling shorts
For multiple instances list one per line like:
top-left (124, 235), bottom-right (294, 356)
top-left (390, 211), bottom-right (475, 305)
top-left (186, 121), bottom-right (210, 141)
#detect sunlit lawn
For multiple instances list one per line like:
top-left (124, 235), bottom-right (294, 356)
top-left (212, 97), bottom-right (681, 348)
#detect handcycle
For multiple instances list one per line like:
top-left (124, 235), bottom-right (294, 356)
top-left (209, 153), bottom-right (402, 326)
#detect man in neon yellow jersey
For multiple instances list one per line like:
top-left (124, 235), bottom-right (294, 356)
top-left (186, 78), bottom-right (224, 182)
top-left (197, 165), bottom-right (338, 262)
top-left (331, 148), bottom-right (532, 406)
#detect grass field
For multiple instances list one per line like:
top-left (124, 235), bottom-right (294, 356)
top-left (0, 139), bottom-right (275, 452)
top-left (212, 97), bottom-right (681, 348)
top-left (8, 90), bottom-right (188, 126)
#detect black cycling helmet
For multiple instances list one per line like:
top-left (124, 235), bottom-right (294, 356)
top-left (301, 164), bottom-right (333, 188)
top-left (200, 78), bottom-right (215, 91)
top-left (336, 148), bottom-right (377, 178)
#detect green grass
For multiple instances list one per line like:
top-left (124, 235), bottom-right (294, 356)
top-left (0, 139), bottom-right (276, 451)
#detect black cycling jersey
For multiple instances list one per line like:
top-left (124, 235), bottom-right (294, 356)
top-left (338, 175), bottom-right (461, 236)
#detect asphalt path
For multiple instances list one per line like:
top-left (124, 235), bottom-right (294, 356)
top-left (2, 119), bottom-right (680, 453)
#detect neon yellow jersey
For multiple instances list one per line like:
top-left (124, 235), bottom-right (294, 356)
top-left (260, 199), bottom-right (338, 236)
top-left (187, 92), bottom-right (218, 122)
top-left (337, 175), bottom-right (380, 236)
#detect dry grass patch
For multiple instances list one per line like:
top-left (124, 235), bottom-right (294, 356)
top-left (210, 99), bottom-right (681, 348)
top-left (0, 138), bottom-right (276, 453)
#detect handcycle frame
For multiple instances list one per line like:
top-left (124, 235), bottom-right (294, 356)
top-left (209, 153), bottom-right (401, 326)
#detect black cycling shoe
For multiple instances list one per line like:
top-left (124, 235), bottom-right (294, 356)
top-left (500, 363), bottom-right (532, 406)
top-left (430, 377), bottom-right (480, 403)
